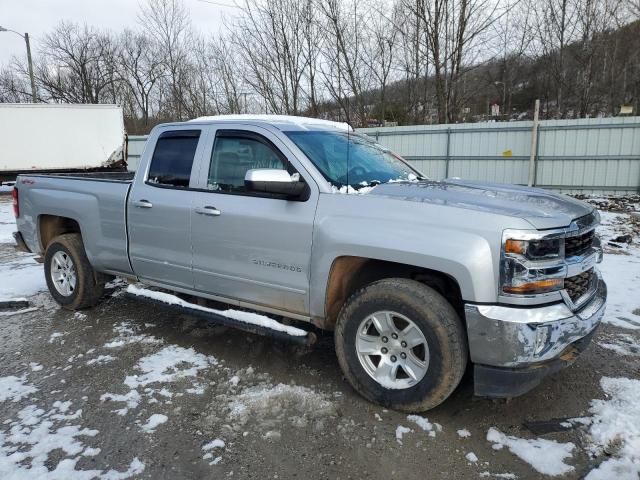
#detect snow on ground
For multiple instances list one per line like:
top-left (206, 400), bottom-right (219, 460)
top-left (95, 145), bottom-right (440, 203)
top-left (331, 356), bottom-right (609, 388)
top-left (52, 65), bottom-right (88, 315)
top-left (597, 333), bottom-right (640, 357)
top-left (465, 452), bottom-right (478, 463)
top-left (406, 414), bottom-right (441, 438)
top-left (202, 439), bottom-right (225, 465)
top-left (0, 254), bottom-right (46, 302)
top-left (202, 439), bottom-right (225, 450)
top-left (127, 285), bottom-right (309, 337)
top-left (584, 377), bottom-right (640, 480)
top-left (103, 322), bottom-right (163, 349)
top-left (395, 425), bottom-right (411, 445)
top-left (0, 199), bottom-right (46, 302)
top-left (487, 374), bottom-right (640, 479)
top-left (29, 363), bottom-right (43, 372)
top-left (0, 398), bottom-right (144, 479)
top-left (457, 428), bottom-right (471, 438)
top-left (139, 414), bottom-right (168, 434)
top-left (486, 428), bottom-right (575, 476)
top-left (86, 355), bottom-right (117, 366)
top-left (101, 343), bottom-right (216, 416)
top-left (598, 254), bottom-right (640, 330)
top-left (0, 199), bottom-right (16, 244)
top-left (48, 332), bottom-right (66, 343)
top-left (597, 212), bottom-right (640, 330)
top-left (226, 382), bottom-right (336, 427)
top-left (0, 376), bottom-right (38, 403)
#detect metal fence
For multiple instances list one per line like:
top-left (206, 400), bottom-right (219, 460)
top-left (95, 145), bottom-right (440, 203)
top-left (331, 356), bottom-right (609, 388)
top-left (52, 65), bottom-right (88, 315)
top-left (126, 135), bottom-right (148, 173)
top-left (127, 117), bottom-right (640, 195)
top-left (358, 116), bottom-right (640, 195)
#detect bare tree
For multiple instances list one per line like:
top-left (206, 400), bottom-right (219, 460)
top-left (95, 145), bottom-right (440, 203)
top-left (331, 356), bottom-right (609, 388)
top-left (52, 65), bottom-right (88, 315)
top-left (139, 0), bottom-right (192, 119)
top-left (534, 0), bottom-right (580, 117)
top-left (299, 0), bottom-right (322, 116)
top-left (362, 1), bottom-right (399, 124)
top-left (118, 30), bottom-right (164, 125)
top-left (410, 0), bottom-right (501, 123)
top-left (208, 36), bottom-right (246, 114)
top-left (36, 22), bottom-right (119, 104)
top-left (572, 0), bottom-right (623, 116)
top-left (3, 0), bottom-right (640, 126)
top-left (487, 0), bottom-right (535, 117)
top-left (395, 0), bottom-right (431, 123)
top-left (0, 67), bottom-right (32, 102)
top-left (317, 0), bottom-right (376, 126)
top-left (232, 0), bottom-right (312, 115)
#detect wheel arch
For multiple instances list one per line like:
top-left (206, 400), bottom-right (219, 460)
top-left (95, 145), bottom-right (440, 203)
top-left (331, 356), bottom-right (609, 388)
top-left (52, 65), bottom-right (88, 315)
top-left (314, 256), bottom-right (464, 330)
top-left (39, 214), bottom-right (82, 251)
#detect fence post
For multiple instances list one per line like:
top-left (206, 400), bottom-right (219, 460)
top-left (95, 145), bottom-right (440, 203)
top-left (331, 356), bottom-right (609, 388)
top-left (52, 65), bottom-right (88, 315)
top-left (445, 128), bottom-right (452, 178)
top-left (528, 99), bottom-right (540, 187)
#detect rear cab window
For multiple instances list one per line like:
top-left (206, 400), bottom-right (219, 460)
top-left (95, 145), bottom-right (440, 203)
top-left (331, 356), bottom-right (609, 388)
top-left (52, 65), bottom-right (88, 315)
top-left (147, 130), bottom-right (201, 188)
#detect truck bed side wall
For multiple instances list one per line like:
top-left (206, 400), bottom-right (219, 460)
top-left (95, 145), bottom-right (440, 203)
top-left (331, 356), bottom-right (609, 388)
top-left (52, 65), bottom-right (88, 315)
top-left (16, 176), bottom-right (133, 275)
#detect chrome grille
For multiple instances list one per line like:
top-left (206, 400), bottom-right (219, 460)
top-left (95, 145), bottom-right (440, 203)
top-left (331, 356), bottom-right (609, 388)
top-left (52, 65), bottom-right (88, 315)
top-left (565, 268), bottom-right (594, 303)
top-left (565, 230), bottom-right (595, 258)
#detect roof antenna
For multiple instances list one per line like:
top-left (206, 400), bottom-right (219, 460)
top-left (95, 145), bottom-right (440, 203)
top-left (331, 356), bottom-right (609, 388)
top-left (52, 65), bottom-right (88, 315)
top-left (346, 97), bottom-right (351, 193)
top-left (346, 123), bottom-right (351, 193)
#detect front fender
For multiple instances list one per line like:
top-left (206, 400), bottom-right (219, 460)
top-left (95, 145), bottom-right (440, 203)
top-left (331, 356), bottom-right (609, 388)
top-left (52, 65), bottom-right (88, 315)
top-left (309, 194), bottom-right (510, 320)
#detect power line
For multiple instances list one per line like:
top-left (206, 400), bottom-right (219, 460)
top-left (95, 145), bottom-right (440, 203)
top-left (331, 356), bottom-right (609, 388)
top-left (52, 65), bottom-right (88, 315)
top-left (195, 0), bottom-right (241, 9)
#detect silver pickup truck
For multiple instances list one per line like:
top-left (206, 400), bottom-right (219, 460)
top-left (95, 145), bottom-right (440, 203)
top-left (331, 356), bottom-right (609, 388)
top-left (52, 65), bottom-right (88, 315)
top-left (13, 115), bottom-right (606, 412)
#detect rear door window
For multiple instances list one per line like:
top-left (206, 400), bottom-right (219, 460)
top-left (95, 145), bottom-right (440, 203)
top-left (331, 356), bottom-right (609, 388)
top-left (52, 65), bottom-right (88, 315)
top-left (147, 130), bottom-right (201, 188)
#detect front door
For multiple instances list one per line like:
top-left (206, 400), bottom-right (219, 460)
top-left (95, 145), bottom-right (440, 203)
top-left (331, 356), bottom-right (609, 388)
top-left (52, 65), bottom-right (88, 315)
top-left (128, 127), bottom-right (208, 288)
top-left (189, 127), bottom-right (317, 315)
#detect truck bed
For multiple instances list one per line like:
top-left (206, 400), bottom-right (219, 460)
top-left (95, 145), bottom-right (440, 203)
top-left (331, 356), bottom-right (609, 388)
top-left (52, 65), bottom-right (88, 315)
top-left (15, 171), bottom-right (134, 276)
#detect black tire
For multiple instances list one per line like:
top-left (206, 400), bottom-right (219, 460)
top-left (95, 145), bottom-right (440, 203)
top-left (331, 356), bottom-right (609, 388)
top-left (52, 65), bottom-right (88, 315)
top-left (334, 278), bottom-right (467, 412)
top-left (44, 233), bottom-right (105, 310)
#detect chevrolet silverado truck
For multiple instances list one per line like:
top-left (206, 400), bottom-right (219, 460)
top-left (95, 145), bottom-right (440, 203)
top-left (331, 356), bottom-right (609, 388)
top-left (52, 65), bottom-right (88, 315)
top-left (12, 114), bottom-right (607, 412)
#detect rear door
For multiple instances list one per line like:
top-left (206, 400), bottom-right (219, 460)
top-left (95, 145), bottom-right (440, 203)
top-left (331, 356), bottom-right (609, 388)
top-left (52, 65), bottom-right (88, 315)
top-left (189, 125), bottom-right (318, 315)
top-left (128, 126), bottom-right (210, 288)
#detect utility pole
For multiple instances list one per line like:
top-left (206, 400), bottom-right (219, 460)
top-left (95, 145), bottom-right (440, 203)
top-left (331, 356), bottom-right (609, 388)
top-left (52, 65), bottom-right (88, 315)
top-left (495, 81), bottom-right (506, 120)
top-left (0, 26), bottom-right (37, 102)
top-left (24, 33), bottom-right (36, 102)
top-left (528, 99), bottom-right (540, 187)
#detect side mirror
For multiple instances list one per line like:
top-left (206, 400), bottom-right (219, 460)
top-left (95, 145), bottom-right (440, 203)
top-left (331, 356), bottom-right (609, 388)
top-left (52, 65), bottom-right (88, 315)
top-left (244, 169), bottom-right (307, 198)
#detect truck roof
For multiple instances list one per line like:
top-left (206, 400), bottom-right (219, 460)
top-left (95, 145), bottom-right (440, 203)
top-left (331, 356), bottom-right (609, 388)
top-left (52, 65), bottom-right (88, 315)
top-left (188, 114), bottom-right (352, 132)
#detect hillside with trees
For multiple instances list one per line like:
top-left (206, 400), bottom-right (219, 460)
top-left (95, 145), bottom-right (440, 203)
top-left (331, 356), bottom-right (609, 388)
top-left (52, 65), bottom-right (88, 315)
top-left (1, 0), bottom-right (639, 132)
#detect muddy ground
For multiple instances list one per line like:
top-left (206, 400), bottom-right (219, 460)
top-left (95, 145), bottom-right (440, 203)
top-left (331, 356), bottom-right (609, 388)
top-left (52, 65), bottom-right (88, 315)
top-left (1, 203), bottom-right (639, 479)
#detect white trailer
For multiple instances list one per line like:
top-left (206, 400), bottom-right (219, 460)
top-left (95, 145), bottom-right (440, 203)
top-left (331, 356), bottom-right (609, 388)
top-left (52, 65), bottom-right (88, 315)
top-left (0, 104), bottom-right (125, 182)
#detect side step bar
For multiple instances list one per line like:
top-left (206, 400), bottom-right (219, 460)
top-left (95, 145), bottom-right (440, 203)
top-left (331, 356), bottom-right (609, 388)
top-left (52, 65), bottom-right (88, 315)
top-left (125, 290), bottom-right (316, 346)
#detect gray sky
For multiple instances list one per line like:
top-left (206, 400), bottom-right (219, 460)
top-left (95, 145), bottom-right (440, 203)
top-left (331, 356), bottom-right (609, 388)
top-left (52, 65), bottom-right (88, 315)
top-left (0, 0), bottom-right (238, 66)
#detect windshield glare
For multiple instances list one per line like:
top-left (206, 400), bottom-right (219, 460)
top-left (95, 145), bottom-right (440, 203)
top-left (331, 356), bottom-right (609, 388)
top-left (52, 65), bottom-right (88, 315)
top-left (285, 131), bottom-right (422, 190)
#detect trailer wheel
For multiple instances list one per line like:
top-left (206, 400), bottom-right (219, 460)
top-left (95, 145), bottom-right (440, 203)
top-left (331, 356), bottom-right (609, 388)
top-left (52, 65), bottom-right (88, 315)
top-left (334, 278), bottom-right (467, 412)
top-left (44, 233), bottom-right (105, 310)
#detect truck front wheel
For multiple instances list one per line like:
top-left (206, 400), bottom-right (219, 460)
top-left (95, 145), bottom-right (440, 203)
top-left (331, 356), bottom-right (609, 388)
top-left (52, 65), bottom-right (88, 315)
top-left (44, 233), bottom-right (105, 310)
top-left (334, 278), bottom-right (467, 412)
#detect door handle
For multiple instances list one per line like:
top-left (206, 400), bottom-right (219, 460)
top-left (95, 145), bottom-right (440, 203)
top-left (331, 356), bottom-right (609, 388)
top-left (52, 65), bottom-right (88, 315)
top-left (133, 199), bottom-right (153, 208)
top-left (195, 206), bottom-right (221, 216)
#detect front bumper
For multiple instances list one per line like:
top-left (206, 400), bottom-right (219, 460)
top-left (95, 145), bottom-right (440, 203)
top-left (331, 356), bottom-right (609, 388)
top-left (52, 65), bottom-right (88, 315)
top-left (464, 273), bottom-right (606, 397)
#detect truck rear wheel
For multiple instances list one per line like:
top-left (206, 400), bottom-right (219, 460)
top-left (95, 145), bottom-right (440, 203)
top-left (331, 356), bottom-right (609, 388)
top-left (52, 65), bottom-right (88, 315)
top-left (334, 278), bottom-right (467, 412)
top-left (44, 233), bottom-right (105, 310)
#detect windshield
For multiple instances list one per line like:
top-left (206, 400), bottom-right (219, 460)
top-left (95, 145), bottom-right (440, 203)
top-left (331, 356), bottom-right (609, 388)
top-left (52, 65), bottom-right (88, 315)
top-left (285, 131), bottom-right (423, 190)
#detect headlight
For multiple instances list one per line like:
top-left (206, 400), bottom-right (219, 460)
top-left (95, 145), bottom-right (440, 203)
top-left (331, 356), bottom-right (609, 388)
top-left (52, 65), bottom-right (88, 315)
top-left (505, 238), bottom-right (562, 260)
top-left (501, 232), bottom-right (566, 296)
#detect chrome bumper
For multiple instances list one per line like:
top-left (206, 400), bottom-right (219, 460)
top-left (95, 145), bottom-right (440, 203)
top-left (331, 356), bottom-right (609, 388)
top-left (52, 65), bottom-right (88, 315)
top-left (464, 273), bottom-right (606, 368)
